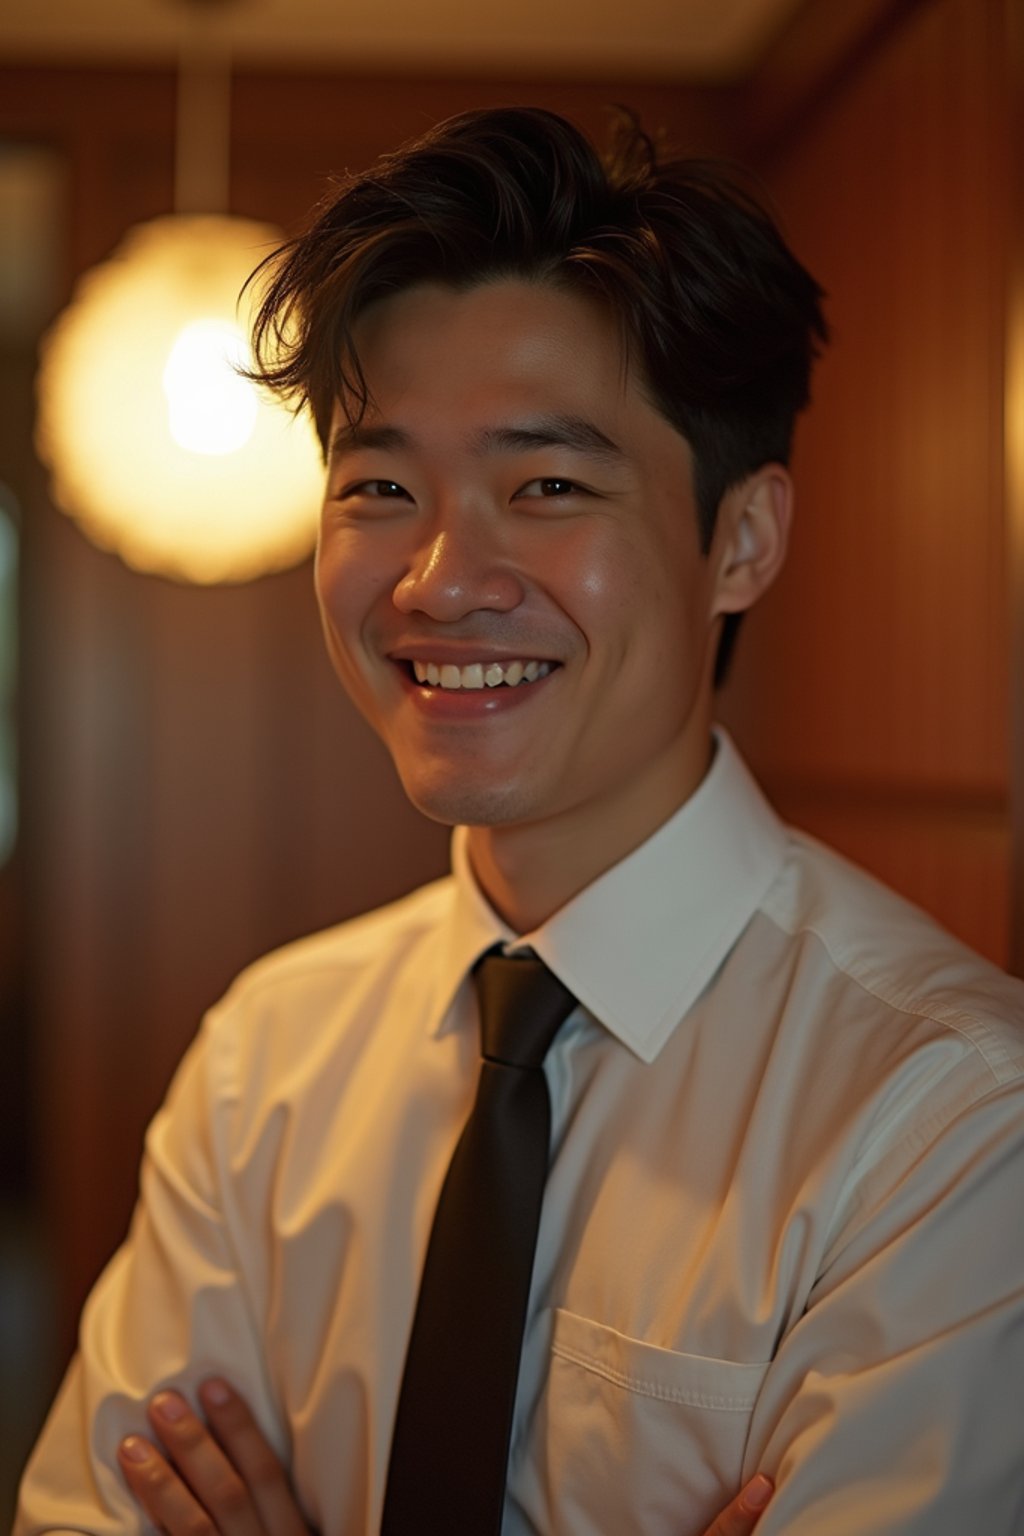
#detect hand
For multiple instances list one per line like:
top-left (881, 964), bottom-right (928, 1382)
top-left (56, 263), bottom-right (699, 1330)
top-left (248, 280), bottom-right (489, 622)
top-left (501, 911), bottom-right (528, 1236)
top-left (701, 1474), bottom-right (774, 1534)
top-left (118, 1379), bottom-right (311, 1535)
top-left (119, 1379), bottom-right (773, 1535)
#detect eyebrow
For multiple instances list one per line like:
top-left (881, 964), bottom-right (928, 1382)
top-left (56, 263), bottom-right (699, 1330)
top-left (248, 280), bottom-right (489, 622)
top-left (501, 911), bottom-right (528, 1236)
top-left (471, 414), bottom-right (627, 464)
top-left (328, 422), bottom-right (409, 460)
top-left (328, 413), bottom-right (627, 465)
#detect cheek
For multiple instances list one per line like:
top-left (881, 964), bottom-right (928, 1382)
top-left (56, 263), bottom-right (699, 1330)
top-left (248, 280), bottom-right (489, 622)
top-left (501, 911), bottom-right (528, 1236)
top-left (560, 521), bottom-right (702, 661)
top-left (313, 547), bottom-right (381, 709)
top-left (547, 526), bottom-right (642, 627)
top-left (315, 529), bottom-right (392, 640)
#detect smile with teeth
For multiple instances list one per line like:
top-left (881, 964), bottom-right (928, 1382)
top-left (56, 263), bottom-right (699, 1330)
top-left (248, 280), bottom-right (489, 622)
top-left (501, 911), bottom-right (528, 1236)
top-left (410, 659), bottom-right (553, 690)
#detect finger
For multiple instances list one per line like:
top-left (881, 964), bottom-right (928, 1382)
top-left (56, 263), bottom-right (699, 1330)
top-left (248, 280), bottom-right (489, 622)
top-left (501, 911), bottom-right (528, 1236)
top-left (198, 1379), bottom-right (309, 1536)
top-left (118, 1433), bottom-right (228, 1536)
top-left (701, 1474), bottom-right (774, 1536)
top-left (145, 1390), bottom-right (267, 1536)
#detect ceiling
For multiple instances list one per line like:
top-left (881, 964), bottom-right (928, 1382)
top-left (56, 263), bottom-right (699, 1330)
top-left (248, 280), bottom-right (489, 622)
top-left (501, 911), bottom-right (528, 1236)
top-left (0, 0), bottom-right (805, 80)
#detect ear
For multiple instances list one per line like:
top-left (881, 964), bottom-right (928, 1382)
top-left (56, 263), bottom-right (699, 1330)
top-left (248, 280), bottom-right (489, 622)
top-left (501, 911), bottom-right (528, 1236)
top-left (710, 464), bottom-right (793, 618)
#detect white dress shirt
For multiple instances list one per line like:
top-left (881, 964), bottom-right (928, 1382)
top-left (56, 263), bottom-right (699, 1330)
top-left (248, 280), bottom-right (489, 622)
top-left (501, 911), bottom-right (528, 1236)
top-left (16, 732), bottom-right (1024, 1535)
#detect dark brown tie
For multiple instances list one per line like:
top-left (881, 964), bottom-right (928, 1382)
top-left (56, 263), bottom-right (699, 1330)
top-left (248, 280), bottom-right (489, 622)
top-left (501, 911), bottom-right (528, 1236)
top-left (380, 947), bottom-right (577, 1535)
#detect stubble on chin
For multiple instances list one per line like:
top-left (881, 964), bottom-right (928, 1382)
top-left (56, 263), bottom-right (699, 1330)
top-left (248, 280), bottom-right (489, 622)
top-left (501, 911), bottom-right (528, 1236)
top-left (397, 771), bottom-right (541, 831)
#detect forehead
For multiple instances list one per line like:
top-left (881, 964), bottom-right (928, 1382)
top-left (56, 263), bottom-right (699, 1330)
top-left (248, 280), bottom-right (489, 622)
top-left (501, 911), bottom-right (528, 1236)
top-left (343, 278), bottom-right (638, 429)
top-left (354, 275), bottom-right (620, 346)
top-left (332, 280), bottom-right (698, 486)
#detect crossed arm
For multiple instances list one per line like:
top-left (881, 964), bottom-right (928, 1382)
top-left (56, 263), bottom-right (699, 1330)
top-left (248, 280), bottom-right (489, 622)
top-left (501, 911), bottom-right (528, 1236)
top-left (114, 1379), bottom-right (775, 1536)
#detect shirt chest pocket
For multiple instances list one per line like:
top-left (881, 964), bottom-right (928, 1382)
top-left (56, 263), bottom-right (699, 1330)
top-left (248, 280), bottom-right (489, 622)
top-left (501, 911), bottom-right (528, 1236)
top-left (521, 1308), bottom-right (770, 1536)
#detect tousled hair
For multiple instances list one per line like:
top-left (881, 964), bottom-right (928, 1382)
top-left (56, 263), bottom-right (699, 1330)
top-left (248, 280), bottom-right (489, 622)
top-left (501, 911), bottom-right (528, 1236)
top-left (245, 106), bottom-right (828, 683)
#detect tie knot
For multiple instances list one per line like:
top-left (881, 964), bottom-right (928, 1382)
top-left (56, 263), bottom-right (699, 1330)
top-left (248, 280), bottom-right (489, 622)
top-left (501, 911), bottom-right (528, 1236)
top-left (472, 949), bottom-right (577, 1069)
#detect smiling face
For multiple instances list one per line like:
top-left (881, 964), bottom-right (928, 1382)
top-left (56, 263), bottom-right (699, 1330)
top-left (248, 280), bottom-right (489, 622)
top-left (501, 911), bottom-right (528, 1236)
top-left (316, 278), bottom-right (756, 901)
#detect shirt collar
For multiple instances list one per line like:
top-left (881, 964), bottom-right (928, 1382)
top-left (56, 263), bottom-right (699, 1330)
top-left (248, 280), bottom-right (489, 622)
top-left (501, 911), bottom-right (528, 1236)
top-left (433, 730), bottom-right (788, 1063)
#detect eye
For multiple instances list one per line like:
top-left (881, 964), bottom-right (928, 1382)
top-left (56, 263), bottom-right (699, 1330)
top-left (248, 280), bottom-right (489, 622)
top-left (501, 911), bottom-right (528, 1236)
top-left (345, 479), bottom-right (410, 500)
top-left (515, 477), bottom-right (586, 499)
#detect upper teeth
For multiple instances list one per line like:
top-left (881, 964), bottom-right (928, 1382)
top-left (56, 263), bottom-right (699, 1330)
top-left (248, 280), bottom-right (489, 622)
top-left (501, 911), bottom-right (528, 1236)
top-left (411, 660), bottom-right (552, 690)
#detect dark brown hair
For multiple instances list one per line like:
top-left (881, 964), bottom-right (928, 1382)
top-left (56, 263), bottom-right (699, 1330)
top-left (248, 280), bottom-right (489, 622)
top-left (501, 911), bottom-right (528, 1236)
top-left (246, 106), bottom-right (828, 682)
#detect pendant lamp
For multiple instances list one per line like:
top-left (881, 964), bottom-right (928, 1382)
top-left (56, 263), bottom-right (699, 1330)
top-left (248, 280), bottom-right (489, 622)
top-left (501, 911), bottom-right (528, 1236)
top-left (34, 6), bottom-right (322, 584)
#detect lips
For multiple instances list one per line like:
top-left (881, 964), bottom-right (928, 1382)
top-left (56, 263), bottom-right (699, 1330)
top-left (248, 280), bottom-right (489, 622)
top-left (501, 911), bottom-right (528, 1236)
top-left (410, 659), bottom-right (553, 690)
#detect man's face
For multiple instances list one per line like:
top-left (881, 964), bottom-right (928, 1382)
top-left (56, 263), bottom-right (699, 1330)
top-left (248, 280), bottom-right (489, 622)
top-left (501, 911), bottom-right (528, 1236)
top-left (316, 278), bottom-right (726, 851)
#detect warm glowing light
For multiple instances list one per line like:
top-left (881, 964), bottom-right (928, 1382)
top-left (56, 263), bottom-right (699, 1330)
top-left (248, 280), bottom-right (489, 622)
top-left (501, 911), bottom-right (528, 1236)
top-left (35, 215), bottom-right (323, 583)
top-left (163, 318), bottom-right (258, 455)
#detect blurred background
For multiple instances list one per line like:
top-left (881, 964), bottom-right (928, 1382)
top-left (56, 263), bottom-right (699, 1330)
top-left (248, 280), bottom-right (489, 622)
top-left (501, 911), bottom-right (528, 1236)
top-left (1, 0), bottom-right (1022, 1517)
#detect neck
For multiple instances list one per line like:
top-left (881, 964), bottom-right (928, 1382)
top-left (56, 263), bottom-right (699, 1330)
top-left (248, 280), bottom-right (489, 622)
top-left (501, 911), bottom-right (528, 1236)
top-left (465, 730), bottom-right (715, 934)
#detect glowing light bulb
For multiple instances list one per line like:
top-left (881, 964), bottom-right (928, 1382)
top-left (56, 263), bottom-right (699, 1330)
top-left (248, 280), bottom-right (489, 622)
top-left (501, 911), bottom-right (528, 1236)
top-left (163, 317), bottom-right (258, 455)
top-left (36, 215), bottom-right (323, 582)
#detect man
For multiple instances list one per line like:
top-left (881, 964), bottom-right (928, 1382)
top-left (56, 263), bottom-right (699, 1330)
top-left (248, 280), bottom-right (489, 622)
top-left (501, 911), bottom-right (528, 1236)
top-left (16, 107), bottom-right (1024, 1534)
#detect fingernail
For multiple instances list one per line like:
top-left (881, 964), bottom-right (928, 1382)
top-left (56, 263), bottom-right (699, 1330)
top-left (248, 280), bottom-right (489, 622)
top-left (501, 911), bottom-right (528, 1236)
top-left (120, 1435), bottom-right (152, 1464)
top-left (152, 1391), bottom-right (187, 1423)
top-left (742, 1474), bottom-right (773, 1511)
top-left (202, 1378), bottom-right (231, 1407)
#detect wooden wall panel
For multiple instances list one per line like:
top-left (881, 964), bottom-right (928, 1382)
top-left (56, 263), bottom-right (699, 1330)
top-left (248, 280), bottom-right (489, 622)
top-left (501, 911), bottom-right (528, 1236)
top-left (721, 0), bottom-right (1015, 967)
top-left (1005, 0), bottom-right (1024, 975)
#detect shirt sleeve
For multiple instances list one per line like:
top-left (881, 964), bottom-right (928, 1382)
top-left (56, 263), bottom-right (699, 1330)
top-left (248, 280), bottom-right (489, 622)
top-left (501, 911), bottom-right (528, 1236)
top-left (13, 1013), bottom-right (289, 1535)
top-left (741, 1071), bottom-right (1024, 1534)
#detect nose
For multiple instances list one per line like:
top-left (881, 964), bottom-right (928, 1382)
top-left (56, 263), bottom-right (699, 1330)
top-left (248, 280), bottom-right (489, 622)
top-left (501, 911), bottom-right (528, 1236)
top-left (392, 525), bottom-right (525, 621)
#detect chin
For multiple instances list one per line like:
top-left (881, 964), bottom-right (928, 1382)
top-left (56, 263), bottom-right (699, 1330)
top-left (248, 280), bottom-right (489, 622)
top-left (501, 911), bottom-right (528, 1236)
top-left (401, 774), bottom-right (542, 830)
